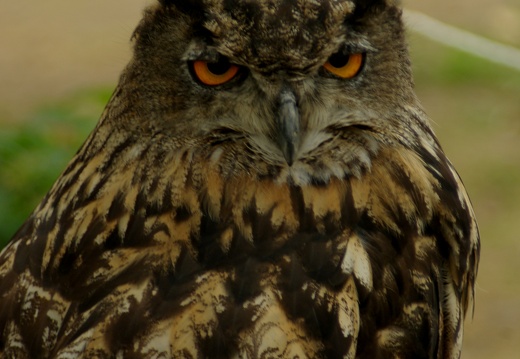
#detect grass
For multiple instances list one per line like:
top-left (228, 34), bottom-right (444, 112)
top-left (0, 88), bottom-right (112, 246)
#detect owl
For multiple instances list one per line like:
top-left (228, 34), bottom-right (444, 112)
top-left (0, 0), bottom-right (479, 358)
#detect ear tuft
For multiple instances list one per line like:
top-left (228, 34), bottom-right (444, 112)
top-left (158, 0), bottom-right (204, 16)
top-left (351, 0), bottom-right (400, 18)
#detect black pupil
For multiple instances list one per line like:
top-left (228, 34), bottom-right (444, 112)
top-left (328, 52), bottom-right (350, 68)
top-left (207, 58), bottom-right (232, 75)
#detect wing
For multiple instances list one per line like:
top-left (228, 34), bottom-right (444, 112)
top-left (349, 142), bottom-right (480, 359)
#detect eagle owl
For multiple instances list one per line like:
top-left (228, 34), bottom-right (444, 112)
top-left (0, 0), bottom-right (479, 358)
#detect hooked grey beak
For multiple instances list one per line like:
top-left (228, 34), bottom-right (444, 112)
top-left (276, 86), bottom-right (300, 166)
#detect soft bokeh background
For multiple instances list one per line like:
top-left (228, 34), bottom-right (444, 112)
top-left (1, 1), bottom-right (519, 357)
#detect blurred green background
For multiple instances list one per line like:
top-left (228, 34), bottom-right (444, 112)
top-left (0, 1), bottom-right (519, 358)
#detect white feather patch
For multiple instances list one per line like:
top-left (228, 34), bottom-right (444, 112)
top-left (341, 233), bottom-right (373, 291)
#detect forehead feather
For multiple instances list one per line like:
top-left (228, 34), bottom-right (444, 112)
top-left (200, 0), bottom-right (355, 72)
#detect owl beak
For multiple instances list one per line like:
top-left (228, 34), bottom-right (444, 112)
top-left (276, 87), bottom-right (300, 166)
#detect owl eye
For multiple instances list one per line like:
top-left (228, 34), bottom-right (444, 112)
top-left (191, 57), bottom-right (240, 86)
top-left (323, 52), bottom-right (364, 79)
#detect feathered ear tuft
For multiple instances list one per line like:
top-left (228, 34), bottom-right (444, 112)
top-left (351, 0), bottom-right (400, 18)
top-left (157, 0), bottom-right (205, 16)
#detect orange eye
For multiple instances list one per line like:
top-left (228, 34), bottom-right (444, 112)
top-left (192, 58), bottom-right (240, 86)
top-left (323, 52), bottom-right (364, 79)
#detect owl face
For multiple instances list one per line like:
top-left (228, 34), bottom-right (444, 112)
top-left (121, 0), bottom-right (419, 181)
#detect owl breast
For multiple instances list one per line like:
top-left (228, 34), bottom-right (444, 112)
top-left (81, 142), bottom-right (444, 358)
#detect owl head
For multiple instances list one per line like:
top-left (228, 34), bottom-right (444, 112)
top-left (106, 0), bottom-right (421, 183)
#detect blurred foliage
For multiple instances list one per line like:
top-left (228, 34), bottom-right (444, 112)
top-left (0, 89), bottom-right (112, 247)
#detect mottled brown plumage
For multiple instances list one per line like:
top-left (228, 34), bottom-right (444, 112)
top-left (0, 0), bottom-right (479, 358)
